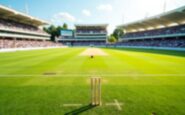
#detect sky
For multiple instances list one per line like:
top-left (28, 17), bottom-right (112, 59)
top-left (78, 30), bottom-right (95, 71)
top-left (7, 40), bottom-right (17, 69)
top-left (0, 0), bottom-right (185, 34)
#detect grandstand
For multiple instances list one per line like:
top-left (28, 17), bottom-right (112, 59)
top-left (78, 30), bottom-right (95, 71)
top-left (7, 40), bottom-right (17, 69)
top-left (117, 5), bottom-right (185, 48)
top-left (0, 5), bottom-right (61, 49)
top-left (58, 29), bottom-right (74, 46)
top-left (61, 24), bottom-right (108, 46)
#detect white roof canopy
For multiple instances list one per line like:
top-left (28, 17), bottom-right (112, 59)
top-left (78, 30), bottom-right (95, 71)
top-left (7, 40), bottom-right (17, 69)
top-left (0, 4), bottom-right (49, 26)
top-left (75, 24), bottom-right (108, 29)
top-left (118, 6), bottom-right (185, 33)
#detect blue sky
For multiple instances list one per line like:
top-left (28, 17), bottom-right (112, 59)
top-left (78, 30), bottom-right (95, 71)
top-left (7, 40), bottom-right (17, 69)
top-left (0, 0), bottom-right (185, 34)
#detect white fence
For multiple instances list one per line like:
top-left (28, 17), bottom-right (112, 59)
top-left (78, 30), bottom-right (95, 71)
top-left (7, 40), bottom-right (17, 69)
top-left (114, 46), bottom-right (185, 51)
top-left (0, 46), bottom-right (68, 53)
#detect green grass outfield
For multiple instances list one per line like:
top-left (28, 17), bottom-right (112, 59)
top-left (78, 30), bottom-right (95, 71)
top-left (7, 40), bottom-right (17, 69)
top-left (0, 47), bottom-right (185, 115)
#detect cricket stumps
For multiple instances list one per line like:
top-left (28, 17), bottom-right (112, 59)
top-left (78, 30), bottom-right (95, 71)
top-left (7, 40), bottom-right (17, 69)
top-left (91, 77), bottom-right (102, 106)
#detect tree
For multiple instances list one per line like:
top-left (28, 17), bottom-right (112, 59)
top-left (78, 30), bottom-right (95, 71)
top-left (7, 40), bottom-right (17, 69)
top-left (48, 25), bottom-right (57, 41)
top-left (108, 35), bottom-right (117, 43)
top-left (56, 26), bottom-right (63, 37)
top-left (43, 23), bottom-right (69, 41)
top-left (43, 25), bottom-right (57, 41)
top-left (63, 23), bottom-right (68, 29)
top-left (113, 28), bottom-right (124, 40)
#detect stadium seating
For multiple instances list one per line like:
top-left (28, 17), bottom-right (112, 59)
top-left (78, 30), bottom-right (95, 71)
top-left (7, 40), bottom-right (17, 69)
top-left (0, 18), bottom-right (47, 34)
top-left (59, 24), bottom-right (108, 46)
top-left (0, 38), bottom-right (62, 49)
top-left (76, 30), bottom-right (107, 34)
top-left (72, 41), bottom-right (106, 46)
top-left (116, 6), bottom-right (185, 49)
top-left (123, 25), bottom-right (185, 39)
top-left (0, 18), bottom-right (62, 49)
top-left (116, 24), bottom-right (185, 48)
top-left (0, 5), bottom-right (63, 50)
top-left (116, 38), bottom-right (185, 48)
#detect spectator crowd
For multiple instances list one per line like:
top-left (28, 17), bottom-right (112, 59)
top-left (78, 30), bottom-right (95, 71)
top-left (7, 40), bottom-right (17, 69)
top-left (0, 18), bottom-right (47, 34)
top-left (76, 29), bottom-right (107, 34)
top-left (123, 25), bottom-right (185, 38)
top-left (0, 38), bottom-right (62, 49)
top-left (116, 38), bottom-right (185, 48)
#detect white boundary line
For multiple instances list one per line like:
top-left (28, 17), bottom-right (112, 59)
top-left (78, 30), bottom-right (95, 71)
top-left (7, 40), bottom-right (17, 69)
top-left (0, 74), bottom-right (184, 77)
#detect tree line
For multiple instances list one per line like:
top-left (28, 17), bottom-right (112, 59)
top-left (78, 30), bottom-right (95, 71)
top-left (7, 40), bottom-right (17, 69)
top-left (108, 28), bottom-right (124, 43)
top-left (43, 23), bottom-right (68, 41)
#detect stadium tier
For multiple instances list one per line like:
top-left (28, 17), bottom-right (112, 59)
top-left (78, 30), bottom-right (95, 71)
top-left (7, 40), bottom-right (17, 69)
top-left (117, 6), bottom-right (185, 48)
top-left (0, 4), bottom-right (61, 49)
top-left (60, 24), bottom-right (108, 46)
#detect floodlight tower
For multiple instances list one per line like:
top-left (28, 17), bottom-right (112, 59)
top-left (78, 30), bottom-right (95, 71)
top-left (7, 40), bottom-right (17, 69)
top-left (163, 0), bottom-right (167, 13)
top-left (25, 3), bottom-right (29, 14)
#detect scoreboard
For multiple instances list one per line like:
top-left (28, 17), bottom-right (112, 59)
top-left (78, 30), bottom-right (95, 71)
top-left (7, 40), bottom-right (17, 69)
top-left (61, 29), bottom-right (73, 37)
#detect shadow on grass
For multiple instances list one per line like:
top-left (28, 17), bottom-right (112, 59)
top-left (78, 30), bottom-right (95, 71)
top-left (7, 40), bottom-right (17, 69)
top-left (104, 47), bottom-right (185, 58)
top-left (64, 104), bottom-right (96, 115)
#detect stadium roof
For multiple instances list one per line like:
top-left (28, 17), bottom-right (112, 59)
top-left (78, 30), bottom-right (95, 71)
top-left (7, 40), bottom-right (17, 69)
top-left (118, 5), bottom-right (185, 33)
top-left (75, 24), bottom-right (108, 29)
top-left (0, 4), bottom-right (49, 26)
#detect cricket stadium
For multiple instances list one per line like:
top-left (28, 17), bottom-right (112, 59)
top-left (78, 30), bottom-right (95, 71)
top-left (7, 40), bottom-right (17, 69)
top-left (0, 1), bottom-right (185, 115)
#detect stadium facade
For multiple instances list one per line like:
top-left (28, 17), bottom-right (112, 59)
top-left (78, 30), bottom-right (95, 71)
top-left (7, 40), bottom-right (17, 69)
top-left (0, 4), bottom-right (61, 49)
top-left (1, 3), bottom-right (185, 49)
top-left (117, 5), bottom-right (185, 48)
top-left (60, 24), bottom-right (108, 46)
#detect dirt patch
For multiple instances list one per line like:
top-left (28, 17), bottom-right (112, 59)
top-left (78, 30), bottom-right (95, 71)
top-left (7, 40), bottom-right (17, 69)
top-left (43, 72), bottom-right (57, 76)
top-left (80, 48), bottom-right (108, 56)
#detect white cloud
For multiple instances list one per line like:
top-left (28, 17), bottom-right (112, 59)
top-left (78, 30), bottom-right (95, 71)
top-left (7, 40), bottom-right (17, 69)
top-left (77, 19), bottom-right (83, 23)
top-left (54, 12), bottom-right (76, 22)
top-left (97, 4), bottom-right (113, 12)
top-left (82, 9), bottom-right (91, 16)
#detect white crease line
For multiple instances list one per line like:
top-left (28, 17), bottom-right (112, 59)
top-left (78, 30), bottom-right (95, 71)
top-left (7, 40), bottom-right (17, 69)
top-left (63, 104), bottom-right (83, 107)
top-left (0, 74), bottom-right (184, 77)
top-left (114, 99), bottom-right (122, 111)
top-left (105, 99), bottom-right (123, 111)
top-left (106, 103), bottom-right (117, 106)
